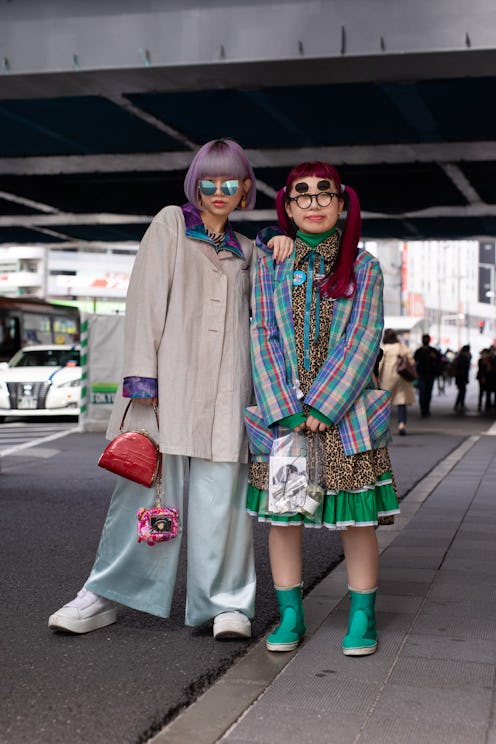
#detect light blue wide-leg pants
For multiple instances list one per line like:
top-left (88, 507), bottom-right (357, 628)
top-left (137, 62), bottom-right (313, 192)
top-left (86, 456), bottom-right (256, 626)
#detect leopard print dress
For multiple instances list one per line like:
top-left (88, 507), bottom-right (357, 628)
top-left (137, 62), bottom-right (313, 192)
top-left (249, 232), bottom-right (399, 528)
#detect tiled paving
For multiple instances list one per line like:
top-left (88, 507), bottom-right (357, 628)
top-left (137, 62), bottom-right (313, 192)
top-left (215, 436), bottom-right (496, 744)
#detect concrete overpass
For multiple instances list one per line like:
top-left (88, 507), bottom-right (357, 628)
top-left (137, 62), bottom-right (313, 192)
top-left (0, 0), bottom-right (495, 246)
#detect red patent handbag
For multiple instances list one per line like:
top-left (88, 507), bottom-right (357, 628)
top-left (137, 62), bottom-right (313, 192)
top-left (98, 401), bottom-right (160, 487)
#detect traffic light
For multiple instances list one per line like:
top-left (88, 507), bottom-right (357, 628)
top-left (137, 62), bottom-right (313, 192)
top-left (479, 320), bottom-right (486, 334)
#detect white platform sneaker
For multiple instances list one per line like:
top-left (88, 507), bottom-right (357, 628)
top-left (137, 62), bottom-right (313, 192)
top-left (213, 611), bottom-right (251, 639)
top-left (48, 587), bottom-right (117, 634)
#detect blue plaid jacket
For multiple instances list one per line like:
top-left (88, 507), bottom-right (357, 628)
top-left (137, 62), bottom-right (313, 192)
top-left (245, 247), bottom-right (392, 459)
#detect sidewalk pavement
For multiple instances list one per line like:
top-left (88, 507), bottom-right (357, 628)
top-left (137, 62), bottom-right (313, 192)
top-left (155, 385), bottom-right (496, 744)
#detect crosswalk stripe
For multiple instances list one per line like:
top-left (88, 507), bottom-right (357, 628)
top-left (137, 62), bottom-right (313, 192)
top-left (0, 423), bottom-right (80, 456)
top-left (0, 426), bottom-right (80, 457)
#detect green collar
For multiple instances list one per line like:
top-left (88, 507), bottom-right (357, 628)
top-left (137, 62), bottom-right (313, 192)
top-left (296, 227), bottom-right (337, 249)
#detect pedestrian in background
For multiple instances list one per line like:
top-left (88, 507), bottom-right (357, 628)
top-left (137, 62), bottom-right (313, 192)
top-left (453, 344), bottom-right (472, 412)
top-left (488, 346), bottom-right (496, 411)
top-left (413, 334), bottom-right (441, 418)
top-left (378, 328), bottom-right (416, 436)
top-left (246, 161), bottom-right (399, 657)
top-left (48, 139), bottom-right (292, 639)
top-left (476, 348), bottom-right (492, 412)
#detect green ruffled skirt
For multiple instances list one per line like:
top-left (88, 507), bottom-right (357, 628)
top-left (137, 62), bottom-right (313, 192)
top-left (246, 471), bottom-right (399, 530)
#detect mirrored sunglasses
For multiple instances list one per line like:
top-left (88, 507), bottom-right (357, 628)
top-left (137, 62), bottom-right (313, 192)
top-left (198, 179), bottom-right (240, 196)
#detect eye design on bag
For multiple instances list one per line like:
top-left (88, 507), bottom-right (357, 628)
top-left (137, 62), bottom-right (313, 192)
top-left (198, 179), bottom-right (240, 196)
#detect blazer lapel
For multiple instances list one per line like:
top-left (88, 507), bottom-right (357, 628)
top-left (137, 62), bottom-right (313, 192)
top-left (273, 259), bottom-right (299, 382)
top-left (195, 240), bottom-right (225, 271)
top-left (327, 295), bottom-right (354, 350)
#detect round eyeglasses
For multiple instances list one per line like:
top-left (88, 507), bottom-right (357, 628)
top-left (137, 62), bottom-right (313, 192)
top-left (287, 192), bottom-right (341, 209)
top-left (198, 179), bottom-right (240, 197)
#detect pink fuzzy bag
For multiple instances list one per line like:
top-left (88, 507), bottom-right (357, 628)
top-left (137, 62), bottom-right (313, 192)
top-left (136, 505), bottom-right (180, 546)
top-left (134, 439), bottom-right (180, 546)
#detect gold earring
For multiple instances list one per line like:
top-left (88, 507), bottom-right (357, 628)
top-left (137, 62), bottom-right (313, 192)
top-left (240, 195), bottom-right (247, 209)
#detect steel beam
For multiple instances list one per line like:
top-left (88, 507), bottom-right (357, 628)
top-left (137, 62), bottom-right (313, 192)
top-left (1, 142), bottom-right (496, 176)
top-left (1, 0), bottom-right (495, 98)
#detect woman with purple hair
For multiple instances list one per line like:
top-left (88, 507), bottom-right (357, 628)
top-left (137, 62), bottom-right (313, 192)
top-left (245, 162), bottom-right (399, 655)
top-left (49, 139), bottom-right (291, 639)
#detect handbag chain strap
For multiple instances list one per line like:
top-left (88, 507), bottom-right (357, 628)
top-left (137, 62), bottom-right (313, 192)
top-left (154, 453), bottom-right (164, 508)
top-left (119, 399), bottom-right (159, 432)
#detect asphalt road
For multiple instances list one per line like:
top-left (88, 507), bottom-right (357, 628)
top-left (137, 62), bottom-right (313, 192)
top-left (0, 381), bottom-right (491, 744)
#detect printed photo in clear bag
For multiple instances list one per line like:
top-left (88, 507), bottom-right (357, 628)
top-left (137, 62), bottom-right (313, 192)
top-left (268, 432), bottom-right (307, 514)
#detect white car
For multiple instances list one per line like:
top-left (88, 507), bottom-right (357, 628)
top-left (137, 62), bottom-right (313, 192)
top-left (0, 344), bottom-right (81, 419)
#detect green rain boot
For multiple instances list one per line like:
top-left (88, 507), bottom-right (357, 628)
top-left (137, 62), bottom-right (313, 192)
top-left (342, 587), bottom-right (378, 656)
top-left (266, 585), bottom-right (306, 652)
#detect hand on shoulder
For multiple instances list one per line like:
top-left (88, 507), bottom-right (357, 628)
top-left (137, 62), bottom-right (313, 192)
top-left (267, 235), bottom-right (294, 264)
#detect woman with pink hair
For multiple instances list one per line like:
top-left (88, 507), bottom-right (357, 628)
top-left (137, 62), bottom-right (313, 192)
top-left (246, 162), bottom-right (399, 655)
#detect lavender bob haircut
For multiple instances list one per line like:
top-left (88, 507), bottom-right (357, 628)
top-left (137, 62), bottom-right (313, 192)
top-left (184, 138), bottom-right (257, 210)
top-left (275, 161), bottom-right (362, 300)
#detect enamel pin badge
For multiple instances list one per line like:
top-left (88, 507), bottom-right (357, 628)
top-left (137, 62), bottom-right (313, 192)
top-left (293, 270), bottom-right (307, 286)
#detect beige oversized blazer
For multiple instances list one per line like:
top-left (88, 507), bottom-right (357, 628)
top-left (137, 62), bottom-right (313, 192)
top-left (107, 204), bottom-right (256, 463)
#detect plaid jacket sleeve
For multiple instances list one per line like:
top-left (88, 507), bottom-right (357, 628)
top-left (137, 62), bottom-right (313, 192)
top-left (305, 252), bottom-right (384, 424)
top-left (250, 255), bottom-right (303, 425)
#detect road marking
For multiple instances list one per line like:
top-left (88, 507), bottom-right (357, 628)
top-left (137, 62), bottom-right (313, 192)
top-left (0, 426), bottom-right (80, 457)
